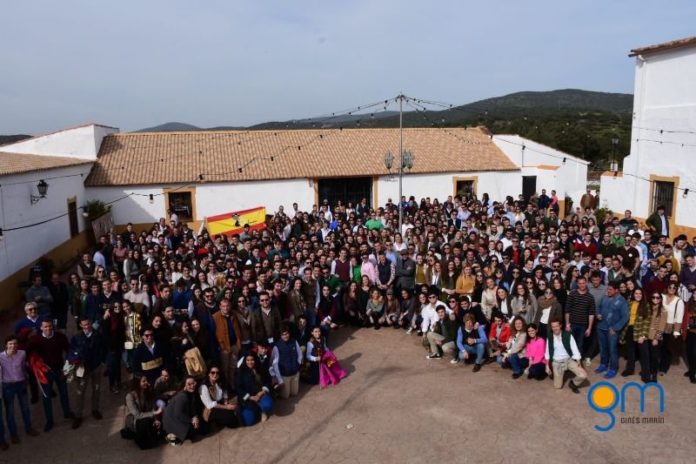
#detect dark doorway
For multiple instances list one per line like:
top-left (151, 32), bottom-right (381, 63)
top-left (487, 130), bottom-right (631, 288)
top-left (522, 176), bottom-right (537, 202)
top-left (318, 177), bottom-right (372, 208)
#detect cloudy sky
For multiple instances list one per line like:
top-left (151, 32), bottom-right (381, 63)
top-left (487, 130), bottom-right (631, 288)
top-left (1, 0), bottom-right (694, 134)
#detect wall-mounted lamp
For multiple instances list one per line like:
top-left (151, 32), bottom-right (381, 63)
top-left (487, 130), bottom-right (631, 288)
top-left (0, 228), bottom-right (3, 241)
top-left (30, 180), bottom-right (49, 205)
top-left (683, 189), bottom-right (689, 199)
top-left (149, 194), bottom-right (154, 204)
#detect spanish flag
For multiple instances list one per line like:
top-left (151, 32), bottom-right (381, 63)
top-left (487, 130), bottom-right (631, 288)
top-left (205, 206), bottom-right (267, 236)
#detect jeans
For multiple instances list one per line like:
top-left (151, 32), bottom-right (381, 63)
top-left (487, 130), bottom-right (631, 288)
top-left (41, 371), bottom-right (73, 425)
top-left (0, 401), bottom-right (5, 443)
top-left (2, 382), bottom-right (33, 437)
top-left (570, 324), bottom-right (587, 355)
top-left (305, 308), bottom-right (317, 328)
top-left (509, 353), bottom-right (529, 374)
top-left (240, 395), bottom-right (274, 426)
top-left (105, 351), bottom-right (122, 388)
top-left (459, 343), bottom-right (485, 364)
top-left (598, 329), bottom-right (619, 371)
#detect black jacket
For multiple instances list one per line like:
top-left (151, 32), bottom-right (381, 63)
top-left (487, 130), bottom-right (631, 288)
top-left (69, 330), bottom-right (107, 370)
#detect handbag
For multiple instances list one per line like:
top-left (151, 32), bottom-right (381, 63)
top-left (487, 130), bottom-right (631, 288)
top-left (183, 347), bottom-right (207, 378)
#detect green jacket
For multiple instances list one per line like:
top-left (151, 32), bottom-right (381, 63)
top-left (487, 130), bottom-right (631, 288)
top-left (433, 318), bottom-right (457, 343)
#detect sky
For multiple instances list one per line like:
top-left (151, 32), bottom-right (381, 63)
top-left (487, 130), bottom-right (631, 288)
top-left (1, 0), bottom-right (694, 134)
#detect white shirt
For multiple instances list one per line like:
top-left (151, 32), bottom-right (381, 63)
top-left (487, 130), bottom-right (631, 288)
top-left (420, 302), bottom-right (451, 333)
top-left (271, 342), bottom-right (303, 385)
top-left (545, 333), bottom-right (581, 362)
top-left (659, 215), bottom-right (668, 236)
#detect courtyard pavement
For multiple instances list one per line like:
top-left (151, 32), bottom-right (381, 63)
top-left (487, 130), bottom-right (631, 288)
top-left (0, 326), bottom-right (692, 464)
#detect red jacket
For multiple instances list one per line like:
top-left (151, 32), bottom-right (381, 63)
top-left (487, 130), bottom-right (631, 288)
top-left (489, 322), bottom-right (511, 345)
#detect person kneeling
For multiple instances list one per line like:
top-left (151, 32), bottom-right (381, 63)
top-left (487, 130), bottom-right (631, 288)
top-left (426, 307), bottom-right (457, 360)
top-left (455, 314), bottom-right (488, 372)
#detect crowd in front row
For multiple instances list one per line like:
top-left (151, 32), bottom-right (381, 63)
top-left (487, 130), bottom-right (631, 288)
top-left (5, 189), bottom-right (696, 449)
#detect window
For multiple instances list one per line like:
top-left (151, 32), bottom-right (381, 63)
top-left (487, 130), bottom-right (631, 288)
top-left (653, 181), bottom-right (675, 217)
top-left (167, 192), bottom-right (194, 222)
top-left (67, 198), bottom-right (78, 237)
top-left (455, 180), bottom-right (476, 198)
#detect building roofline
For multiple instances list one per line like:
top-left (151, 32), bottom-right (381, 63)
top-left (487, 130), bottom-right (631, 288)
top-left (492, 134), bottom-right (590, 165)
top-left (629, 36), bottom-right (696, 57)
top-left (0, 123), bottom-right (119, 148)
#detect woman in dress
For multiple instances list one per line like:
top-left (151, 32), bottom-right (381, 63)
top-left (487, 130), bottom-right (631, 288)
top-left (235, 354), bottom-right (273, 426)
top-left (124, 376), bottom-right (162, 449)
top-left (305, 327), bottom-right (346, 388)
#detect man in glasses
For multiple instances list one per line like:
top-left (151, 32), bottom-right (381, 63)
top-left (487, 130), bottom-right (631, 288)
top-left (133, 328), bottom-right (165, 385)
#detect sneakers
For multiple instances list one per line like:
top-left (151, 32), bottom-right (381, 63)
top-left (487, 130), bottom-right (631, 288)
top-left (166, 433), bottom-right (182, 447)
top-left (450, 358), bottom-right (460, 365)
top-left (594, 364), bottom-right (608, 374)
top-left (472, 364), bottom-right (482, 373)
top-left (604, 370), bottom-right (617, 379)
top-left (426, 353), bottom-right (442, 360)
top-left (583, 357), bottom-right (592, 368)
top-left (261, 412), bottom-right (269, 422)
top-left (406, 328), bottom-right (413, 335)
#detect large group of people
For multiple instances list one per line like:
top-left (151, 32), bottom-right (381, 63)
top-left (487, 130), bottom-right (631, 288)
top-left (5, 187), bottom-right (696, 449)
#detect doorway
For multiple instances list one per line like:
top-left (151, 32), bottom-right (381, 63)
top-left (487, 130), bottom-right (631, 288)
top-left (318, 177), bottom-right (372, 208)
top-left (522, 176), bottom-right (537, 202)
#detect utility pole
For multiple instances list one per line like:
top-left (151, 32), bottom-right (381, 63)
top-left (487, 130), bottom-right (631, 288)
top-left (398, 93), bottom-right (404, 232)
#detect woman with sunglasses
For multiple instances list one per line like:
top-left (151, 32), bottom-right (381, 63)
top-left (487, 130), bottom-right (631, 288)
top-left (124, 376), bottom-right (162, 449)
top-left (199, 366), bottom-right (238, 430)
top-left (535, 287), bottom-right (563, 339)
top-left (634, 292), bottom-right (668, 383)
top-left (620, 288), bottom-right (647, 377)
top-left (660, 283), bottom-right (685, 374)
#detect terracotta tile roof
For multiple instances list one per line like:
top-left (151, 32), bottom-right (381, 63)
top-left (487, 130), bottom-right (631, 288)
top-left (0, 151), bottom-right (92, 176)
top-left (85, 127), bottom-right (519, 186)
top-left (629, 36), bottom-right (696, 57)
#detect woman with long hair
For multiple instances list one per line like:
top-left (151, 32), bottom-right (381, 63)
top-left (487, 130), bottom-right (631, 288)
top-left (512, 283), bottom-right (537, 325)
top-left (534, 287), bottom-right (563, 340)
top-left (502, 317), bottom-right (528, 378)
top-left (495, 287), bottom-right (513, 320)
top-left (634, 292), bottom-right (668, 383)
top-left (102, 301), bottom-right (126, 394)
top-left (236, 354), bottom-right (273, 426)
top-left (163, 376), bottom-right (203, 446)
top-left (524, 323), bottom-right (547, 381)
top-left (124, 376), bottom-right (162, 449)
top-left (383, 289), bottom-right (400, 329)
top-left (440, 260), bottom-right (459, 301)
top-left (660, 282), bottom-right (685, 374)
top-left (366, 288), bottom-right (385, 329)
top-left (199, 366), bottom-right (238, 429)
top-left (620, 288), bottom-right (647, 377)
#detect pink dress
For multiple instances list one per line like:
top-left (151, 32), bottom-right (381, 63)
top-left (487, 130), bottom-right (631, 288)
top-left (319, 350), bottom-right (347, 388)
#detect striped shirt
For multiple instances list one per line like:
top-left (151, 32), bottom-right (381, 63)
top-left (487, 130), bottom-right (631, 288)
top-left (565, 290), bottom-right (596, 326)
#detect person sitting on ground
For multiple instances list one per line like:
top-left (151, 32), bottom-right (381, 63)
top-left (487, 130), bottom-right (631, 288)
top-left (504, 317), bottom-right (529, 378)
top-left (235, 354), bottom-right (274, 426)
top-left (163, 376), bottom-right (204, 446)
top-left (455, 314), bottom-right (488, 372)
top-left (383, 289), bottom-right (401, 329)
top-left (153, 369), bottom-right (178, 410)
top-left (524, 323), bottom-right (547, 381)
top-left (123, 376), bottom-right (163, 450)
top-left (366, 288), bottom-right (385, 330)
top-left (199, 366), bottom-right (238, 430)
top-left (488, 312), bottom-right (511, 362)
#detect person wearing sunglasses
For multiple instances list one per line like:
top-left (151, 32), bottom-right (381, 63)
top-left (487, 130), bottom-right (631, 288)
top-left (199, 366), bottom-right (238, 430)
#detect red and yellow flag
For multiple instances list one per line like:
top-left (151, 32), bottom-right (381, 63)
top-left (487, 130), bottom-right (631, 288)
top-left (205, 206), bottom-right (266, 236)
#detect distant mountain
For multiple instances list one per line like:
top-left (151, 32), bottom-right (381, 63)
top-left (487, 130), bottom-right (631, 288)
top-left (0, 134), bottom-right (31, 146)
top-left (136, 122), bottom-right (202, 132)
top-left (133, 89), bottom-right (633, 167)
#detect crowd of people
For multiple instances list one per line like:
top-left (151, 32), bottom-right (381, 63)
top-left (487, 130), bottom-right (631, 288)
top-left (5, 188), bottom-right (696, 449)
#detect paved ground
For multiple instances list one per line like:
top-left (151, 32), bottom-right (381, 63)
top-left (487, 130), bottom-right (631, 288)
top-left (0, 326), bottom-right (693, 464)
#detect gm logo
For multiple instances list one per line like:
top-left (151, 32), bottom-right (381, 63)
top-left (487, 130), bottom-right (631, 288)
top-left (587, 381), bottom-right (665, 432)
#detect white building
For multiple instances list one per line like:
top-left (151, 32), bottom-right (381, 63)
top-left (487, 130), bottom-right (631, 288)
top-left (600, 36), bottom-right (696, 237)
top-left (1, 124), bottom-right (586, 311)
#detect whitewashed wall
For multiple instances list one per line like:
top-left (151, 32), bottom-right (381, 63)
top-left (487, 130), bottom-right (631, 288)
top-left (86, 186), bottom-right (167, 225)
top-left (603, 45), bottom-right (696, 224)
top-left (494, 134), bottom-right (589, 206)
top-left (1, 124), bottom-right (118, 160)
top-left (0, 164), bottom-right (91, 280)
top-left (376, 171), bottom-right (521, 205)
